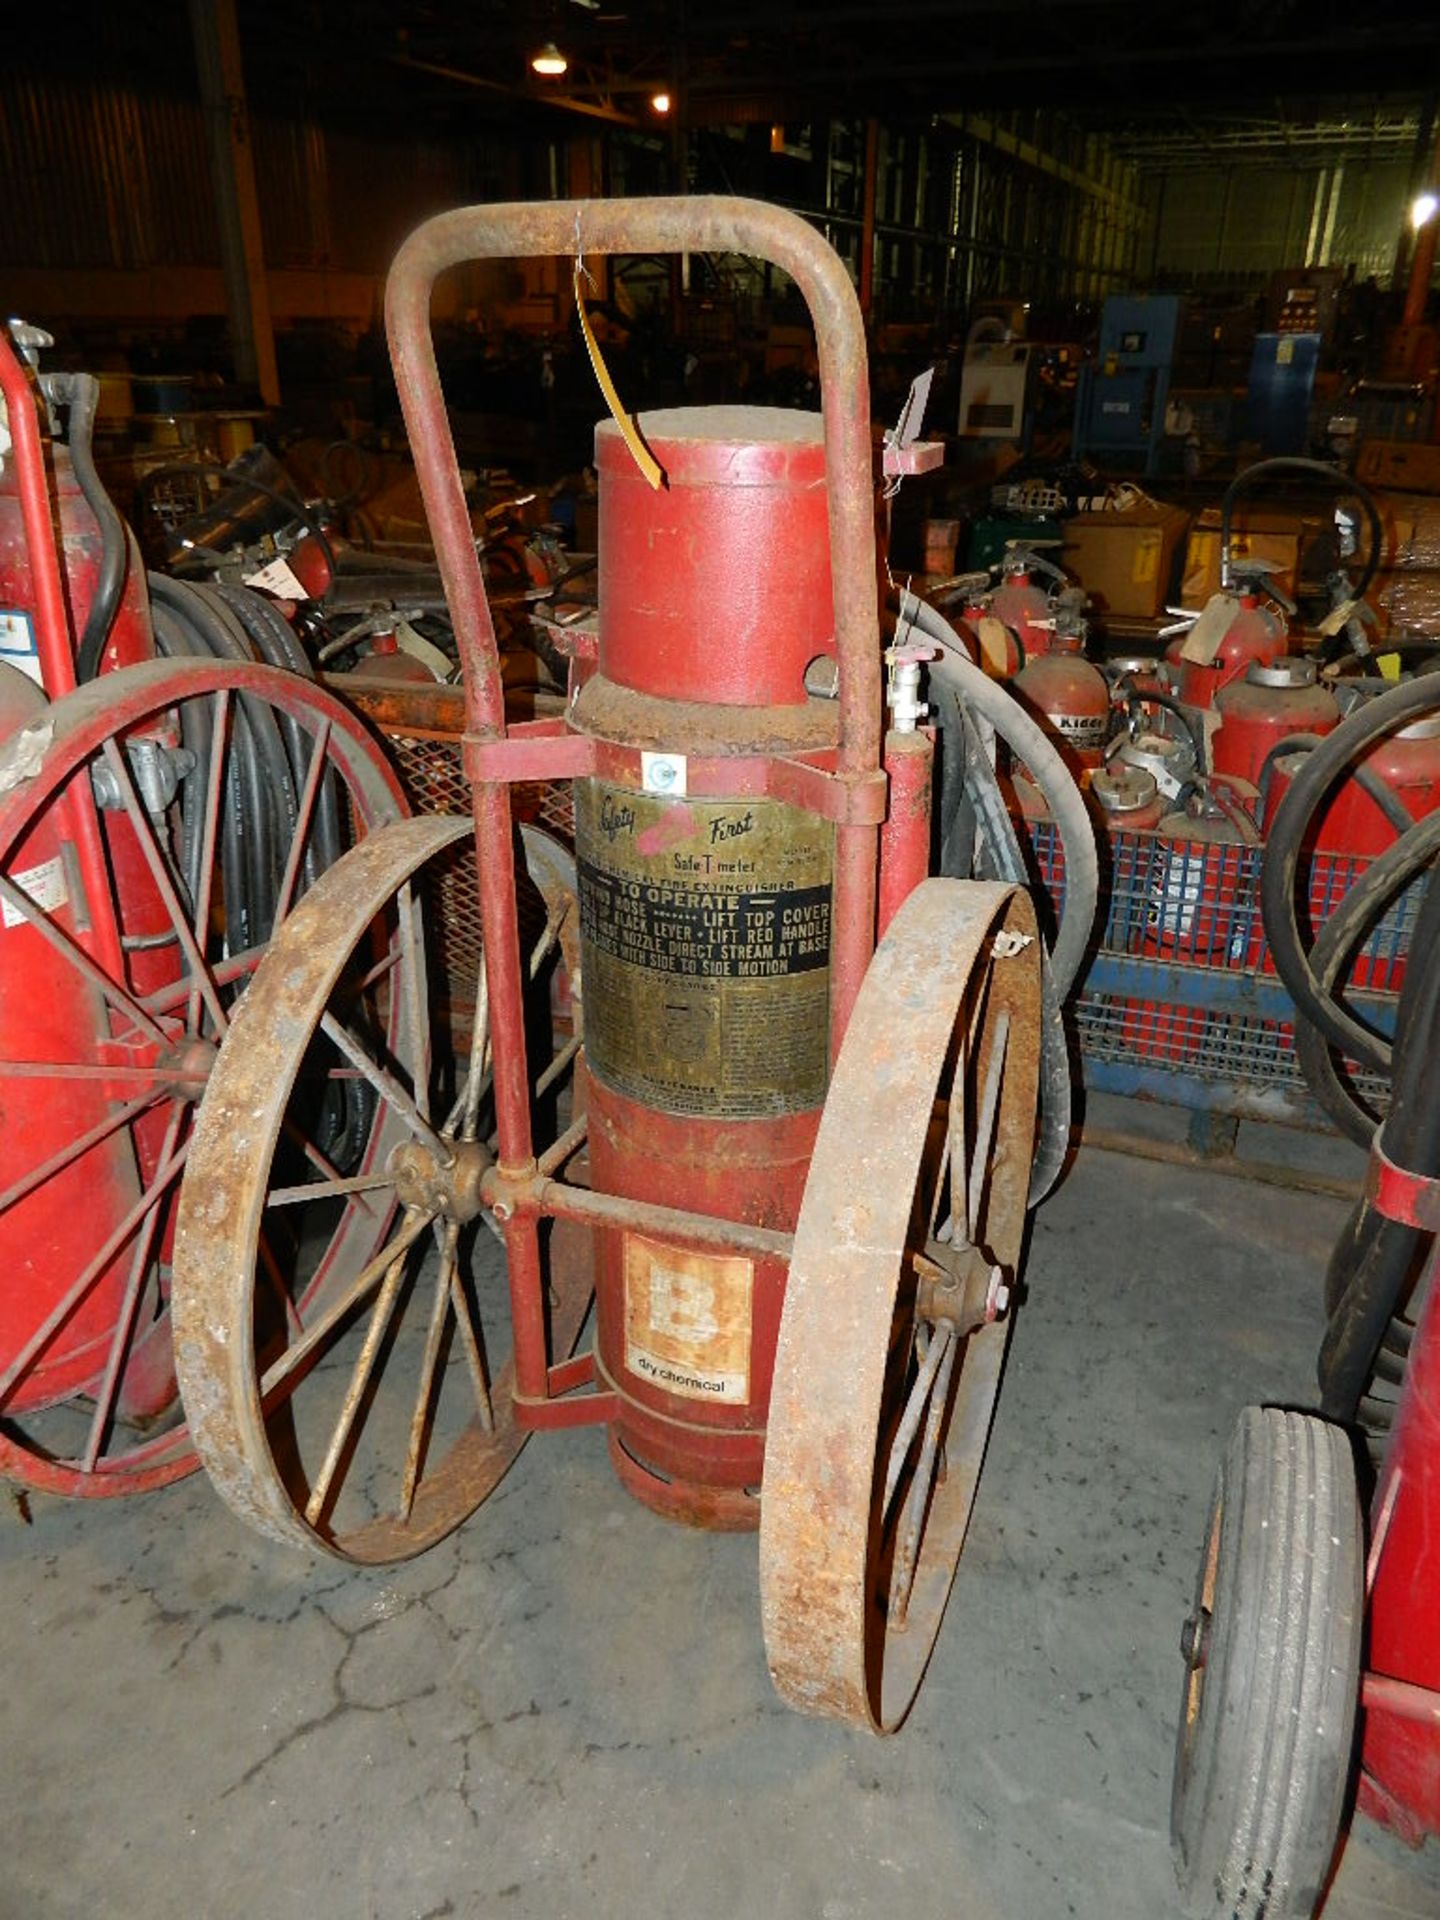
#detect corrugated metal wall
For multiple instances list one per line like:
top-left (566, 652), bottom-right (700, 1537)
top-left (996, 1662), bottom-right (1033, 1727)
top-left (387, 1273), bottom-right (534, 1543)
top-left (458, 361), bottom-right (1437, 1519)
top-left (0, 74), bottom-right (216, 270)
top-left (0, 71), bottom-right (509, 281)
top-left (1145, 157), bottom-right (1410, 286)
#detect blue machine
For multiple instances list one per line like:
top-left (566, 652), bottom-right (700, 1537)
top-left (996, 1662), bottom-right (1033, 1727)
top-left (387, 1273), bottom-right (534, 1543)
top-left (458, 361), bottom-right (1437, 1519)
top-left (1072, 293), bottom-right (1184, 476)
top-left (1247, 332), bottom-right (1321, 455)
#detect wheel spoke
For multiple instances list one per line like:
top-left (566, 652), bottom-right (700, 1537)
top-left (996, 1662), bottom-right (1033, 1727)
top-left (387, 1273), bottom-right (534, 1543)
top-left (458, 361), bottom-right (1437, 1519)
top-left (266, 1169), bottom-right (395, 1209)
top-left (302, 1210), bottom-right (425, 1527)
top-left (0, 1136), bottom-right (190, 1405)
top-left (890, 1324), bottom-right (959, 1627)
top-left (397, 881), bottom-right (431, 1126)
top-left (534, 1033), bottom-right (581, 1102)
top-left (272, 715), bottom-right (332, 928)
top-left (447, 1255), bottom-right (495, 1433)
top-left (258, 1206), bottom-right (436, 1401)
top-left (0, 1088), bottom-right (164, 1216)
top-left (81, 1104), bottom-right (188, 1471)
top-left (400, 1221), bottom-right (461, 1518)
top-left (882, 1320), bottom-right (955, 1517)
top-left (318, 1012), bottom-right (452, 1166)
top-left (0, 871), bottom-right (170, 1048)
top-left (278, 1118), bottom-right (381, 1216)
top-left (258, 1230), bottom-right (305, 1339)
top-left (187, 690), bottom-right (232, 1022)
top-left (99, 738), bottom-right (230, 1037)
top-left (965, 1006), bottom-right (1011, 1247)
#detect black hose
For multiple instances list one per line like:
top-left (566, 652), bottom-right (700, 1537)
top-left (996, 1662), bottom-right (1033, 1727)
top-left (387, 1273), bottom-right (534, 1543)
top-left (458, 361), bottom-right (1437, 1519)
top-left (1318, 855), bottom-right (1440, 1423)
top-left (147, 571), bottom-right (305, 950)
top-left (951, 710), bottom-right (1073, 1203)
top-left (1220, 455), bottom-right (1384, 603)
top-left (56, 374), bottom-right (129, 682)
top-left (210, 581), bottom-right (342, 883)
top-left (1255, 732), bottom-right (1414, 838)
top-left (1291, 817), bottom-right (1434, 1144)
top-left (900, 593), bottom-right (1101, 1001)
top-left (144, 460), bottom-right (338, 585)
top-left (1261, 673), bottom-right (1440, 1068)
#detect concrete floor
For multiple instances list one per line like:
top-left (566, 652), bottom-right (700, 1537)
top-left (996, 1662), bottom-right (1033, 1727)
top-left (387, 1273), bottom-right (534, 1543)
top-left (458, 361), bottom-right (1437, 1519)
top-left (4, 1103), bottom-right (1439, 1920)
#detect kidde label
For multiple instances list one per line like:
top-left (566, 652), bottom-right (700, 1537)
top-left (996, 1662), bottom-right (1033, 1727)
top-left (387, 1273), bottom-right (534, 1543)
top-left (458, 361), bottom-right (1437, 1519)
top-left (623, 1234), bottom-right (753, 1404)
top-left (575, 781), bottom-right (833, 1118)
top-left (1047, 709), bottom-right (1108, 746)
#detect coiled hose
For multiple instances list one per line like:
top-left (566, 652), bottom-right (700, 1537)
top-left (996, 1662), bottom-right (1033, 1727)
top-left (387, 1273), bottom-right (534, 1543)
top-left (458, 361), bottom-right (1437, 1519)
top-left (1261, 673), bottom-right (1440, 1071)
top-left (1257, 676), bottom-right (1440, 1448)
top-left (1220, 456), bottom-right (1384, 605)
top-left (145, 569), bottom-right (369, 1165)
top-left (901, 593), bottom-right (1100, 998)
top-left (900, 594), bottom-right (1101, 1203)
top-left (1317, 854), bottom-right (1440, 1437)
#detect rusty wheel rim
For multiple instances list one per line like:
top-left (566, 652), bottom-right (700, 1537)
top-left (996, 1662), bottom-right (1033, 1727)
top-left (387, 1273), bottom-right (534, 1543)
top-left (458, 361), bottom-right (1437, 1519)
top-left (172, 816), bottom-right (590, 1562)
top-left (760, 879), bottom-right (1041, 1731)
top-left (0, 659), bottom-right (406, 1498)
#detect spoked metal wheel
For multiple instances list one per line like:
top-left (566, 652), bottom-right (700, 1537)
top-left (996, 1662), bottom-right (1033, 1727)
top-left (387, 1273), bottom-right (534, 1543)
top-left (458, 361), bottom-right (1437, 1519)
top-left (761, 878), bottom-right (1041, 1731)
top-left (1171, 1407), bottom-right (1363, 1920)
top-left (171, 815), bottom-right (591, 1562)
top-left (0, 656), bottom-right (407, 1496)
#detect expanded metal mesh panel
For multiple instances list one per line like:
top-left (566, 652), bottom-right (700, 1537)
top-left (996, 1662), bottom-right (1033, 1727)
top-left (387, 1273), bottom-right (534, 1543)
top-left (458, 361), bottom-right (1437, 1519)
top-left (381, 728), bottom-right (574, 1013)
top-left (1028, 818), bottom-right (1409, 1117)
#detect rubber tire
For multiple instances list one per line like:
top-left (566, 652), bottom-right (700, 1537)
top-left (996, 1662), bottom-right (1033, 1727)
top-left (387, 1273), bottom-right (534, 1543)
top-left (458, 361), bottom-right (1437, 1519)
top-left (1171, 1407), bottom-right (1363, 1920)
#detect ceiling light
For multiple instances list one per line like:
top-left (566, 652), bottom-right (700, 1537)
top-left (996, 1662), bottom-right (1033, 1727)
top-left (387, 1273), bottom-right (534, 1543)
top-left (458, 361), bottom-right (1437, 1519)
top-left (531, 42), bottom-right (568, 77)
top-left (651, 91), bottom-right (671, 114)
top-left (1412, 192), bottom-right (1439, 232)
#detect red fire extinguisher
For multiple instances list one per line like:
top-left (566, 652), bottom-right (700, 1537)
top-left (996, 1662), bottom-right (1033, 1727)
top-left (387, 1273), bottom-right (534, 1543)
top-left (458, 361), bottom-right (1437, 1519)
top-left (1264, 707), bottom-right (1440, 855)
top-left (1212, 656), bottom-right (1341, 791)
top-left (1165, 560), bottom-right (1290, 709)
top-left (0, 353), bottom-right (156, 691)
top-left (1010, 593), bottom-right (1110, 777)
top-left (989, 540), bottom-right (1068, 661)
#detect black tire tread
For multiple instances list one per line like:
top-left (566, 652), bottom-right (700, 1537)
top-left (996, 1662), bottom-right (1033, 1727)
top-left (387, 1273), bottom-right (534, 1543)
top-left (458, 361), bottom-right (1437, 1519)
top-left (1172, 1407), bottom-right (1363, 1920)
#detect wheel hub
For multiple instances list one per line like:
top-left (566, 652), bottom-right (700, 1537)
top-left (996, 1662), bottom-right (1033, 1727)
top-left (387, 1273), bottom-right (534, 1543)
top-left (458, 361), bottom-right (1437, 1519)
top-left (155, 1034), bottom-right (220, 1102)
top-left (387, 1137), bottom-right (492, 1223)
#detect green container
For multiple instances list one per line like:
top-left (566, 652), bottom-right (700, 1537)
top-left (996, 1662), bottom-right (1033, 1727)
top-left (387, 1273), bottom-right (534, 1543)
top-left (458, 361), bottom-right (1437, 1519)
top-left (966, 512), bottom-right (1064, 573)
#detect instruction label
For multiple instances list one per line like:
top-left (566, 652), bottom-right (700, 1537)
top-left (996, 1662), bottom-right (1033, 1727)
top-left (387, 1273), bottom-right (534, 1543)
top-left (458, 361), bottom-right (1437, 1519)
top-left (623, 1234), bottom-right (753, 1404)
top-left (2, 854), bottom-right (69, 929)
top-left (575, 781), bottom-right (833, 1118)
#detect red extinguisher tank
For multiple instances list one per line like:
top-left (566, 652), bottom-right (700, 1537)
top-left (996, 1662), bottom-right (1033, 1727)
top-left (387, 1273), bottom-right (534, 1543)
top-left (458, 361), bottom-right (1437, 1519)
top-left (0, 665), bottom-right (156, 1410)
top-left (990, 553), bottom-right (1059, 662)
top-left (1266, 709), bottom-right (1440, 855)
top-left (0, 446), bottom-right (154, 689)
top-left (1011, 629), bottom-right (1111, 776)
top-left (1212, 656), bottom-right (1341, 790)
top-left (1167, 590), bottom-right (1287, 710)
top-left (575, 407), bottom-right (837, 1528)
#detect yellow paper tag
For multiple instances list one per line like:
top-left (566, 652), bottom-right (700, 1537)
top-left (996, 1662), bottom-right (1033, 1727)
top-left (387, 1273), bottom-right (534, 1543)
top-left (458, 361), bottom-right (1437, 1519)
top-left (574, 265), bottom-right (665, 491)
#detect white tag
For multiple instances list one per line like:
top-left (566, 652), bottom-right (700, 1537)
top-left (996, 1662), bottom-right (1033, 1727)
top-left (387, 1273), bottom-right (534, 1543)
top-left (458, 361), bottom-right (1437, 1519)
top-left (1179, 594), bottom-right (1241, 666)
top-left (3, 853), bottom-right (69, 929)
top-left (640, 752), bottom-right (686, 797)
top-left (243, 557), bottom-right (309, 601)
top-left (1316, 599), bottom-right (1357, 638)
top-left (0, 609), bottom-right (42, 686)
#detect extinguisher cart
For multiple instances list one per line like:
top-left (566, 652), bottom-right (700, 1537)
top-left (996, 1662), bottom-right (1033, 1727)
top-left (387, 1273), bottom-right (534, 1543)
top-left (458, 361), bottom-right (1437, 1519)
top-left (170, 197), bottom-right (1043, 1732)
top-left (0, 332), bottom-right (409, 1496)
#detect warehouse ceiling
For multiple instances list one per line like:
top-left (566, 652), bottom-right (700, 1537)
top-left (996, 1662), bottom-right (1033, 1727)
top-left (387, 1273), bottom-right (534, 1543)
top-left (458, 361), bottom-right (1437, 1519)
top-left (22, 1), bottom-right (1440, 149)
top-left (271, 0), bottom-right (1439, 124)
